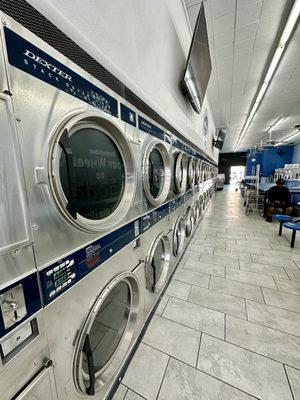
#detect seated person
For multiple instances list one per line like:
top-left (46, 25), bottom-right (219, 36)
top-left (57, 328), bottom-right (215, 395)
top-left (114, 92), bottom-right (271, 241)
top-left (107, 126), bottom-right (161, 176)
top-left (266, 178), bottom-right (293, 222)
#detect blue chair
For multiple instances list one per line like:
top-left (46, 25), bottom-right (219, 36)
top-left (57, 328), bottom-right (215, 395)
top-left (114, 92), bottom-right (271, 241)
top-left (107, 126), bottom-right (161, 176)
top-left (273, 214), bottom-right (293, 236)
top-left (283, 222), bottom-right (300, 248)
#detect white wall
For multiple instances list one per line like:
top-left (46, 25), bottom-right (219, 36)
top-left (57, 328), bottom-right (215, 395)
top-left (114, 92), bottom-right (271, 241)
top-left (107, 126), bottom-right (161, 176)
top-left (292, 143), bottom-right (300, 163)
top-left (28, 0), bottom-right (219, 162)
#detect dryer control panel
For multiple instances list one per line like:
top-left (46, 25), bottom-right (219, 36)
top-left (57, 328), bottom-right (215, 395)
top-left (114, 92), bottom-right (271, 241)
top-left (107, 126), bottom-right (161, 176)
top-left (42, 258), bottom-right (77, 302)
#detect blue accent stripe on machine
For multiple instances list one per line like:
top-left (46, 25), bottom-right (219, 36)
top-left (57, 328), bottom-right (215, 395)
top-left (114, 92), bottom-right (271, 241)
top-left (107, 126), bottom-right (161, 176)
top-left (138, 116), bottom-right (165, 141)
top-left (120, 103), bottom-right (136, 127)
top-left (4, 27), bottom-right (119, 117)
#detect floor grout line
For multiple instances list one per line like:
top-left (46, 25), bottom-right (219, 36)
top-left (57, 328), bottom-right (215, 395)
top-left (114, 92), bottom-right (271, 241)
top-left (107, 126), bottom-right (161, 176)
top-left (155, 356), bottom-right (170, 400)
top-left (283, 364), bottom-right (296, 400)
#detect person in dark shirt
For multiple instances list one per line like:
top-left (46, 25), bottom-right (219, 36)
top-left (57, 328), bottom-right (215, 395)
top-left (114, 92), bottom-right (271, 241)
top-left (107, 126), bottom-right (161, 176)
top-left (266, 178), bottom-right (292, 222)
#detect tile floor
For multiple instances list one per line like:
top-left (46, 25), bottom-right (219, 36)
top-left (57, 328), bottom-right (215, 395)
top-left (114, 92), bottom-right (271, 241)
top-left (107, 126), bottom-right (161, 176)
top-left (114, 186), bottom-right (300, 400)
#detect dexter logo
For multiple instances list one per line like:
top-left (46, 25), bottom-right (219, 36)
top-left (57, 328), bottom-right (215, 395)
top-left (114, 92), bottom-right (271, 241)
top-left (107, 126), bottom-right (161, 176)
top-left (24, 49), bottom-right (73, 82)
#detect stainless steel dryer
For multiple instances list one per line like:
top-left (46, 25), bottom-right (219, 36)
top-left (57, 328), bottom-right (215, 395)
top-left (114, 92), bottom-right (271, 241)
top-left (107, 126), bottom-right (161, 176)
top-left (137, 118), bottom-right (172, 213)
top-left (171, 150), bottom-right (188, 196)
top-left (2, 19), bottom-right (137, 272)
top-left (142, 215), bottom-right (173, 314)
top-left (41, 239), bottom-right (146, 400)
top-left (187, 156), bottom-right (196, 189)
top-left (170, 202), bottom-right (186, 271)
top-left (0, 94), bottom-right (57, 399)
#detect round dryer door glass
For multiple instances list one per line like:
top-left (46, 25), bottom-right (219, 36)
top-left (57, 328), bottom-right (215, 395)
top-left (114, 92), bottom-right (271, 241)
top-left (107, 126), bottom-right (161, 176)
top-left (173, 216), bottom-right (185, 256)
top-left (59, 127), bottom-right (125, 220)
top-left (74, 275), bottom-right (139, 395)
top-left (50, 113), bottom-right (135, 232)
top-left (174, 152), bottom-right (186, 193)
top-left (143, 142), bottom-right (171, 206)
top-left (83, 281), bottom-right (130, 374)
top-left (148, 147), bottom-right (165, 198)
top-left (146, 234), bottom-right (171, 292)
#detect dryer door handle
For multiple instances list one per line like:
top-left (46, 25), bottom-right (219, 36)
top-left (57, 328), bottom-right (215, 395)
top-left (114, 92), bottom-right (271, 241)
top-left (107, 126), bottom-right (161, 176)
top-left (82, 334), bottom-right (96, 396)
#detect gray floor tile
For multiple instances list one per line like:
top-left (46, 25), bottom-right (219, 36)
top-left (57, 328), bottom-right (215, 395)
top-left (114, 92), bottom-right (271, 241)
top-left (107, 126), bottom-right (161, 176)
top-left (275, 278), bottom-right (300, 295)
top-left (226, 243), bottom-right (263, 255)
top-left (174, 268), bottom-right (210, 288)
top-left (165, 280), bottom-right (191, 300)
top-left (158, 357), bottom-right (256, 400)
top-left (200, 253), bottom-right (239, 269)
top-left (236, 239), bottom-right (273, 249)
top-left (143, 315), bottom-right (200, 366)
top-left (197, 334), bottom-right (293, 400)
top-left (286, 366), bottom-right (300, 400)
top-left (262, 288), bottom-right (300, 313)
top-left (261, 248), bottom-right (297, 259)
top-left (184, 259), bottom-right (225, 277)
top-left (162, 296), bottom-right (224, 339)
top-left (285, 269), bottom-right (300, 281)
top-left (210, 276), bottom-right (264, 302)
top-left (252, 254), bottom-right (298, 269)
top-left (226, 268), bottom-right (277, 289)
top-left (226, 315), bottom-right (300, 369)
top-left (189, 285), bottom-right (247, 319)
top-left (246, 300), bottom-right (300, 337)
top-left (214, 249), bottom-right (252, 261)
top-left (124, 390), bottom-right (146, 400)
top-left (155, 295), bottom-right (170, 316)
top-left (112, 384), bottom-right (128, 400)
top-left (122, 343), bottom-right (168, 400)
top-left (239, 260), bottom-right (289, 278)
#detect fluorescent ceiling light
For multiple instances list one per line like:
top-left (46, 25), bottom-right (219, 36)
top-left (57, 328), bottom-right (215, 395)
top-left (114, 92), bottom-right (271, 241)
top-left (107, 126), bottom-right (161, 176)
top-left (275, 130), bottom-right (300, 146)
top-left (268, 116), bottom-right (285, 133)
top-left (234, 0), bottom-right (300, 152)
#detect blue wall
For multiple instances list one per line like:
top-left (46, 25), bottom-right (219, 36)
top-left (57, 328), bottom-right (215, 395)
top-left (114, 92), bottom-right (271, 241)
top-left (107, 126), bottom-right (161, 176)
top-left (246, 145), bottom-right (294, 177)
top-left (292, 143), bottom-right (300, 163)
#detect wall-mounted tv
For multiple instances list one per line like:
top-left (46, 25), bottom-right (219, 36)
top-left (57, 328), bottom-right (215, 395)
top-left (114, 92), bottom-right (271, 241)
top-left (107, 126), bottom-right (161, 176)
top-left (213, 129), bottom-right (226, 150)
top-left (182, 3), bottom-right (212, 114)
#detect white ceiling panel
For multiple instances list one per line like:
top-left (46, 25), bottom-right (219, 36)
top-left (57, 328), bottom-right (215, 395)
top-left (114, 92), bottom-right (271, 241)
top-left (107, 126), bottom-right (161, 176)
top-left (185, 0), bottom-right (300, 151)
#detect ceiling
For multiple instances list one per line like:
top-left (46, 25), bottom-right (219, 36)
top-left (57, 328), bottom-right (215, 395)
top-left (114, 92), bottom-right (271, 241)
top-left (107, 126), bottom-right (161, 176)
top-left (185, 0), bottom-right (300, 152)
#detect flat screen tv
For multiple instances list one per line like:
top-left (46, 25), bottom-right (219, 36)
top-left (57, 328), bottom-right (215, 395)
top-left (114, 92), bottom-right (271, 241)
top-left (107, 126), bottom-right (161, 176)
top-left (182, 3), bottom-right (212, 114)
top-left (213, 129), bottom-right (226, 150)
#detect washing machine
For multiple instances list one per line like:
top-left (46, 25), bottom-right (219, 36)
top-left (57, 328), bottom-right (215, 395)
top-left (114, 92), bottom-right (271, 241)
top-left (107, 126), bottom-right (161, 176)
top-left (2, 18), bottom-right (138, 274)
top-left (194, 158), bottom-right (202, 187)
top-left (183, 191), bottom-right (196, 240)
top-left (41, 235), bottom-right (147, 400)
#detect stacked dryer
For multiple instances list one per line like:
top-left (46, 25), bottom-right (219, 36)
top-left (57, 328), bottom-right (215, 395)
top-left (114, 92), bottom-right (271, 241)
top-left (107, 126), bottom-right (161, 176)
top-left (0, 7), bottom-right (218, 400)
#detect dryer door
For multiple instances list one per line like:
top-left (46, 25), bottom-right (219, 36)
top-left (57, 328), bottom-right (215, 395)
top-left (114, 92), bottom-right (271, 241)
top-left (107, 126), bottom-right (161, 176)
top-left (185, 206), bottom-right (194, 237)
top-left (142, 142), bottom-right (171, 206)
top-left (50, 112), bottom-right (135, 232)
top-left (187, 157), bottom-right (196, 188)
top-left (195, 159), bottom-right (201, 186)
top-left (145, 234), bottom-right (171, 292)
top-left (173, 216), bottom-right (185, 256)
top-left (74, 274), bottom-right (139, 396)
top-left (173, 152), bottom-right (187, 194)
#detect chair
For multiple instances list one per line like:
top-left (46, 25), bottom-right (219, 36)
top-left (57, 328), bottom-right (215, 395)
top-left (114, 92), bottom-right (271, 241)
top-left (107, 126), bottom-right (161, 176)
top-left (283, 222), bottom-right (300, 248)
top-left (273, 214), bottom-right (293, 236)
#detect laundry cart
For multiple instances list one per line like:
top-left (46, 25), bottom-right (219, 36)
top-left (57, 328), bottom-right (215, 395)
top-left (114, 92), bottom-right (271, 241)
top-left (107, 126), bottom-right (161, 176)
top-left (244, 187), bottom-right (265, 216)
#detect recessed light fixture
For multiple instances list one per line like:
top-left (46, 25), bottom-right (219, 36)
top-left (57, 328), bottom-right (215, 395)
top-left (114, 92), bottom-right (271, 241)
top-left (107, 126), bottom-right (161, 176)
top-left (234, 0), bottom-right (300, 152)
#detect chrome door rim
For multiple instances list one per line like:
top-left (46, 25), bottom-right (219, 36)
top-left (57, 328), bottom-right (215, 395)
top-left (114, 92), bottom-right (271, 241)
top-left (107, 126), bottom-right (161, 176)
top-left (187, 157), bottom-right (195, 188)
top-left (173, 215), bottom-right (185, 256)
top-left (185, 206), bottom-right (194, 237)
top-left (49, 110), bottom-right (136, 233)
top-left (145, 233), bottom-right (171, 292)
top-left (73, 273), bottom-right (140, 395)
top-left (174, 152), bottom-right (187, 194)
top-left (142, 141), bottom-right (171, 206)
